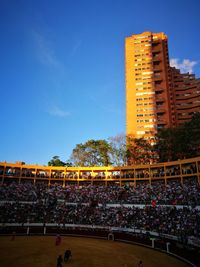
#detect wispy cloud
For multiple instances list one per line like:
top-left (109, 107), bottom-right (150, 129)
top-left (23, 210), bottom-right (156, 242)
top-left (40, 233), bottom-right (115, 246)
top-left (33, 30), bottom-right (63, 71)
top-left (170, 58), bottom-right (198, 73)
top-left (69, 40), bottom-right (82, 58)
top-left (32, 30), bottom-right (71, 117)
top-left (48, 106), bottom-right (70, 118)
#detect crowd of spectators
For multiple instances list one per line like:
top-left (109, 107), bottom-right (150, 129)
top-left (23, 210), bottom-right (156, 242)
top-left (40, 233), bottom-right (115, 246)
top-left (0, 202), bottom-right (199, 239)
top-left (0, 180), bottom-right (200, 239)
top-left (0, 179), bottom-right (199, 205)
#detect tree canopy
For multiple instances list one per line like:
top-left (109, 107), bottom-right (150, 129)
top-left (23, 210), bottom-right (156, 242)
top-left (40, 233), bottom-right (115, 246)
top-left (155, 112), bottom-right (200, 162)
top-left (69, 135), bottom-right (155, 166)
top-left (127, 136), bottom-right (157, 165)
top-left (48, 113), bottom-right (200, 167)
top-left (48, 156), bottom-right (67, 167)
top-left (70, 139), bottom-right (111, 167)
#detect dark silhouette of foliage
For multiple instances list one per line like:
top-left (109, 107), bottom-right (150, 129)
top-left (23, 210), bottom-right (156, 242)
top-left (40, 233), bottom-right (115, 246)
top-left (155, 112), bottom-right (200, 162)
top-left (127, 136), bottom-right (157, 165)
top-left (48, 156), bottom-right (66, 166)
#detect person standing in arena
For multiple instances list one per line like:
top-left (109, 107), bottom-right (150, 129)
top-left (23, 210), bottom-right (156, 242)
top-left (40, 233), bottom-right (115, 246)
top-left (64, 249), bottom-right (72, 262)
top-left (55, 234), bottom-right (62, 246)
top-left (57, 255), bottom-right (63, 267)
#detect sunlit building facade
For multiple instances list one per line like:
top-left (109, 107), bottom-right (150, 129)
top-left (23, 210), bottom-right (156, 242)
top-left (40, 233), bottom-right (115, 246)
top-left (125, 31), bottom-right (200, 140)
top-left (169, 67), bottom-right (200, 127)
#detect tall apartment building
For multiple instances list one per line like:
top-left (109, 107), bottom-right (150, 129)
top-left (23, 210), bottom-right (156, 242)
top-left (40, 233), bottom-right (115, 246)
top-left (125, 31), bottom-right (200, 140)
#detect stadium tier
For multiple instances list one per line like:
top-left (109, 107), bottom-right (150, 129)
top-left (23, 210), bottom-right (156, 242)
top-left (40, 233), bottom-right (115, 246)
top-left (0, 157), bottom-right (200, 186)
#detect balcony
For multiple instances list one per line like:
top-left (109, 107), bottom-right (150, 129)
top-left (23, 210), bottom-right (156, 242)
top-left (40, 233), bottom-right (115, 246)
top-left (152, 46), bottom-right (162, 53)
top-left (155, 87), bottom-right (164, 93)
top-left (153, 53), bottom-right (162, 62)
top-left (176, 92), bottom-right (200, 101)
top-left (157, 119), bottom-right (167, 125)
top-left (156, 97), bottom-right (165, 103)
top-left (153, 64), bottom-right (162, 71)
top-left (178, 114), bottom-right (191, 120)
top-left (154, 76), bottom-right (163, 82)
top-left (156, 107), bottom-right (165, 114)
top-left (176, 102), bottom-right (200, 110)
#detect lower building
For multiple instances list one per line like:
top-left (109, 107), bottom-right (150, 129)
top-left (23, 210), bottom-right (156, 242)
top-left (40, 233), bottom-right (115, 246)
top-left (169, 67), bottom-right (200, 127)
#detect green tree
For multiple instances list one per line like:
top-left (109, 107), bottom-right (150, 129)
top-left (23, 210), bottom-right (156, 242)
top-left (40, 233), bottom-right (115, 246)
top-left (70, 139), bottom-right (112, 166)
top-left (48, 156), bottom-right (66, 166)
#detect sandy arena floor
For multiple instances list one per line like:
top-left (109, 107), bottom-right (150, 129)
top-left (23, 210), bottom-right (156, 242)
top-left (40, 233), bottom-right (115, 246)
top-left (0, 236), bottom-right (190, 267)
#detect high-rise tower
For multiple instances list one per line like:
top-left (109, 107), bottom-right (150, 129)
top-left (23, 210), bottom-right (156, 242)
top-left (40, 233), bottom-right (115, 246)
top-left (125, 31), bottom-right (172, 141)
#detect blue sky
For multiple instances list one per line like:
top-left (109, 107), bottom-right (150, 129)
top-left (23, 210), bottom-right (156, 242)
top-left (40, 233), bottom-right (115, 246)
top-left (0, 0), bottom-right (200, 165)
